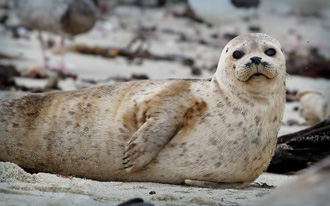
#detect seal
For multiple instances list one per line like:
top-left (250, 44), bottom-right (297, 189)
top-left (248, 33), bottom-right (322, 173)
top-left (0, 33), bottom-right (286, 188)
top-left (297, 89), bottom-right (330, 125)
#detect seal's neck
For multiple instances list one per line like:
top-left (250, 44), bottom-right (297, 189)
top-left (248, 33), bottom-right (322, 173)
top-left (211, 69), bottom-right (285, 102)
top-left (211, 74), bottom-right (267, 103)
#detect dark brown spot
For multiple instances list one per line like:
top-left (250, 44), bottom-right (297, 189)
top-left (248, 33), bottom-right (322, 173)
top-left (225, 97), bottom-right (231, 106)
top-left (220, 114), bottom-right (226, 122)
top-left (273, 116), bottom-right (278, 122)
top-left (244, 156), bottom-right (249, 162)
top-left (119, 128), bottom-right (126, 133)
top-left (216, 102), bottom-right (224, 108)
top-left (257, 128), bottom-right (262, 136)
top-left (237, 122), bottom-right (243, 127)
top-left (66, 121), bottom-right (72, 126)
top-left (255, 116), bottom-right (261, 126)
top-left (214, 162), bottom-right (222, 168)
top-left (119, 135), bottom-right (129, 141)
top-left (12, 122), bottom-right (18, 127)
top-left (209, 137), bottom-right (217, 146)
top-left (203, 173), bottom-right (212, 178)
top-left (252, 138), bottom-right (260, 144)
top-left (169, 143), bottom-right (176, 148)
top-left (233, 107), bottom-right (241, 114)
top-left (69, 111), bottom-right (75, 115)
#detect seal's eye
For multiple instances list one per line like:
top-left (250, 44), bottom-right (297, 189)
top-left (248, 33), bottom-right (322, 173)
top-left (265, 48), bottom-right (276, 56)
top-left (233, 51), bottom-right (244, 59)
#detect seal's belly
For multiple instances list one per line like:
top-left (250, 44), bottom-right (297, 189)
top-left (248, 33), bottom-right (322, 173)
top-left (117, 119), bottom-right (277, 184)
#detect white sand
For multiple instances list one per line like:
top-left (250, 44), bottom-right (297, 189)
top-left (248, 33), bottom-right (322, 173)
top-left (0, 1), bottom-right (330, 205)
top-left (0, 161), bottom-right (294, 206)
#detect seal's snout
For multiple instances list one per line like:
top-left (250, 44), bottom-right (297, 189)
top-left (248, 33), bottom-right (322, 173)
top-left (250, 56), bottom-right (262, 65)
top-left (237, 56), bottom-right (277, 82)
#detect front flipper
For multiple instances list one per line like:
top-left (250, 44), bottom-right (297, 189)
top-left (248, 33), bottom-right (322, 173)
top-left (123, 88), bottom-right (207, 173)
top-left (123, 111), bottom-right (183, 173)
top-left (184, 179), bottom-right (249, 189)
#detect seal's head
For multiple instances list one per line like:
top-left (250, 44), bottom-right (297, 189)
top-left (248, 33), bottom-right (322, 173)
top-left (215, 33), bottom-right (286, 95)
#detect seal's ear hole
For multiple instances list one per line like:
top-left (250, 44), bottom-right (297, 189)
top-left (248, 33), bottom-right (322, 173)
top-left (265, 48), bottom-right (276, 56)
top-left (233, 51), bottom-right (244, 59)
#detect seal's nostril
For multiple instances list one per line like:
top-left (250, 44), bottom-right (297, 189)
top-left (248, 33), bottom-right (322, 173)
top-left (250, 56), bottom-right (262, 65)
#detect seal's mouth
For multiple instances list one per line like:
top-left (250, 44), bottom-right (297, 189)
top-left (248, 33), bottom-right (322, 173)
top-left (252, 73), bottom-right (263, 77)
top-left (249, 72), bottom-right (267, 79)
top-left (235, 61), bottom-right (277, 82)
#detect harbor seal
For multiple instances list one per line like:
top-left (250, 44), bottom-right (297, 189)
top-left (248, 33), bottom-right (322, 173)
top-left (0, 33), bottom-right (286, 188)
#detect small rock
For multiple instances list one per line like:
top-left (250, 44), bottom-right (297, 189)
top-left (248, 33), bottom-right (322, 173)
top-left (118, 198), bottom-right (154, 206)
top-left (191, 67), bottom-right (201, 76)
top-left (149, 191), bottom-right (156, 195)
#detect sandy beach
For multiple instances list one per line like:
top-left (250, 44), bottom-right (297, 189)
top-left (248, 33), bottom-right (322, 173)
top-left (1, 161), bottom-right (295, 206)
top-left (1, 0), bottom-right (330, 205)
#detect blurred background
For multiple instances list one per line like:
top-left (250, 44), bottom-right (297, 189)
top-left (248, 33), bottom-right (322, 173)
top-left (0, 0), bottom-right (329, 128)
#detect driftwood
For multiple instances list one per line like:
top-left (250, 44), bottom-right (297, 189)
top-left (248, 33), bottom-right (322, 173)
top-left (267, 116), bottom-right (330, 174)
top-left (70, 44), bottom-right (195, 67)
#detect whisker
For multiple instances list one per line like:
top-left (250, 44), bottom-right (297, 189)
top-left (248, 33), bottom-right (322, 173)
top-left (286, 73), bottom-right (292, 80)
top-left (275, 69), bottom-right (292, 79)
